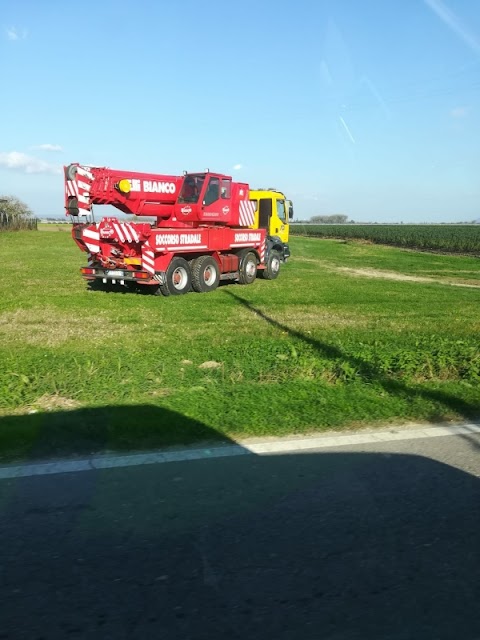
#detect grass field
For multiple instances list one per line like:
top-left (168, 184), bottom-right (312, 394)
top-left (0, 230), bottom-right (479, 461)
top-left (291, 224), bottom-right (480, 254)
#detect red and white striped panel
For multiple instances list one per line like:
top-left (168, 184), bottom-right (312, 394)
top-left (123, 222), bottom-right (140, 243)
top-left (73, 166), bottom-right (94, 213)
top-left (142, 247), bottom-right (155, 274)
top-left (112, 221), bottom-right (125, 242)
top-left (259, 240), bottom-right (266, 265)
top-left (66, 180), bottom-right (78, 198)
top-left (238, 200), bottom-right (256, 227)
top-left (110, 222), bottom-right (140, 244)
top-left (82, 227), bottom-right (100, 253)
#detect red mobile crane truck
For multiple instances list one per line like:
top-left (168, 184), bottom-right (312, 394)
top-left (65, 163), bottom-right (293, 296)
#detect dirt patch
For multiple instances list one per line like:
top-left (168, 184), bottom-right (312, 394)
top-left (294, 257), bottom-right (480, 288)
top-left (338, 267), bottom-right (434, 283)
top-left (336, 267), bottom-right (480, 289)
top-left (32, 394), bottom-right (81, 411)
top-left (198, 361), bottom-right (222, 370)
top-left (147, 389), bottom-right (172, 398)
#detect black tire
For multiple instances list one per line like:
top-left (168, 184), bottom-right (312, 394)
top-left (238, 251), bottom-right (257, 285)
top-left (158, 257), bottom-right (191, 296)
top-left (191, 256), bottom-right (220, 293)
top-left (260, 250), bottom-right (281, 280)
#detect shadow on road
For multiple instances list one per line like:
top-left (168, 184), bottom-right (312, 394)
top-left (225, 290), bottom-right (480, 421)
top-left (0, 445), bottom-right (479, 638)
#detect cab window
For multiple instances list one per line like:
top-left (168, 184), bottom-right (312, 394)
top-left (221, 179), bottom-right (231, 199)
top-left (178, 174), bottom-right (205, 204)
top-left (204, 177), bottom-right (220, 206)
top-left (276, 199), bottom-right (287, 222)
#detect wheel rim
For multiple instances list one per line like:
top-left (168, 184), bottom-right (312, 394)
top-left (245, 260), bottom-right (256, 278)
top-left (172, 267), bottom-right (188, 290)
top-left (203, 266), bottom-right (217, 286)
top-left (271, 256), bottom-right (280, 273)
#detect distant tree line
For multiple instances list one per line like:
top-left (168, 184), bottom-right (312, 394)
top-left (293, 215), bottom-right (351, 224)
top-left (310, 215), bottom-right (349, 224)
top-left (0, 196), bottom-right (37, 231)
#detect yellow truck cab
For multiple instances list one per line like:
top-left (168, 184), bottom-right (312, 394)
top-left (249, 189), bottom-right (293, 275)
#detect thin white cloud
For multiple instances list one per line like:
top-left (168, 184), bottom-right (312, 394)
top-left (358, 75), bottom-right (391, 118)
top-left (339, 116), bottom-right (356, 144)
top-left (233, 163), bottom-right (243, 170)
top-left (32, 143), bottom-right (63, 152)
top-left (5, 26), bottom-right (27, 41)
top-left (424, 0), bottom-right (480, 54)
top-left (0, 151), bottom-right (61, 175)
top-left (450, 106), bottom-right (469, 118)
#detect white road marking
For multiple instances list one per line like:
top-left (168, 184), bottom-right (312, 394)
top-left (0, 423), bottom-right (479, 480)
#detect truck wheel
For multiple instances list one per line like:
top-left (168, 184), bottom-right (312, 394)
top-left (191, 256), bottom-right (220, 293)
top-left (159, 257), bottom-right (191, 296)
top-left (238, 251), bottom-right (257, 285)
top-left (260, 251), bottom-right (281, 280)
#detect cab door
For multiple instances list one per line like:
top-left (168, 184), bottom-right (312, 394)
top-left (258, 198), bottom-right (272, 231)
top-left (273, 198), bottom-right (289, 243)
top-left (263, 197), bottom-right (288, 243)
top-left (200, 176), bottom-right (232, 223)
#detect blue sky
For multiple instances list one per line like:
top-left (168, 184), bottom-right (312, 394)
top-left (1, 0), bottom-right (479, 221)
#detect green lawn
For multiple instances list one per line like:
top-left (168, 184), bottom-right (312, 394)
top-left (0, 230), bottom-right (479, 461)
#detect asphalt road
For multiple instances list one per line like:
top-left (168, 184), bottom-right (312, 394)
top-left (0, 431), bottom-right (479, 639)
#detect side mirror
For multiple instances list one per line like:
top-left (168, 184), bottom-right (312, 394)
top-left (287, 200), bottom-right (294, 219)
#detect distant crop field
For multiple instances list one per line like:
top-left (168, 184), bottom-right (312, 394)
top-left (0, 231), bottom-right (479, 461)
top-left (37, 222), bottom-right (71, 232)
top-left (291, 224), bottom-right (480, 254)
